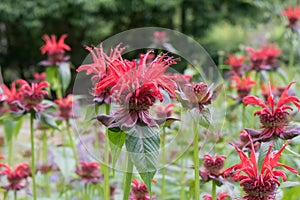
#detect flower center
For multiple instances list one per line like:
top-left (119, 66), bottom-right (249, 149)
top-left (259, 111), bottom-right (289, 128)
top-left (242, 176), bottom-right (278, 199)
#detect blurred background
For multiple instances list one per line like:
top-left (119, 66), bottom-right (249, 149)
top-left (0, 0), bottom-right (298, 83)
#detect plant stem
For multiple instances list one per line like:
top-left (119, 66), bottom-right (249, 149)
top-left (66, 120), bottom-right (79, 165)
top-left (14, 191), bottom-right (17, 200)
top-left (3, 191), bottom-right (7, 200)
top-left (212, 180), bottom-right (216, 200)
top-left (193, 121), bottom-right (200, 200)
top-left (242, 104), bottom-right (246, 129)
top-left (8, 139), bottom-right (13, 166)
top-left (123, 154), bottom-right (133, 200)
top-left (104, 104), bottom-right (111, 200)
top-left (161, 128), bottom-right (166, 200)
top-left (30, 111), bottom-right (37, 200)
top-left (289, 38), bottom-right (294, 68)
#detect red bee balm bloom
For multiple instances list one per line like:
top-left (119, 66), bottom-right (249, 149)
top-left (225, 54), bottom-right (246, 75)
top-left (54, 94), bottom-right (74, 120)
top-left (200, 154), bottom-right (226, 184)
top-left (129, 180), bottom-right (156, 200)
top-left (40, 34), bottom-right (71, 64)
top-left (243, 82), bottom-right (300, 141)
top-left (231, 73), bottom-right (256, 99)
top-left (282, 6), bottom-right (300, 29)
top-left (246, 47), bottom-right (267, 71)
top-left (203, 192), bottom-right (230, 200)
top-left (16, 80), bottom-right (50, 112)
top-left (261, 44), bottom-right (281, 66)
top-left (0, 82), bottom-right (21, 112)
top-left (223, 135), bottom-right (298, 200)
top-left (0, 163), bottom-right (31, 191)
top-left (33, 72), bottom-right (46, 83)
top-left (75, 162), bottom-right (101, 184)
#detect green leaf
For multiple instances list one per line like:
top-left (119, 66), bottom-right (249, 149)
top-left (198, 108), bottom-right (211, 129)
top-left (125, 124), bottom-right (160, 193)
top-left (273, 138), bottom-right (284, 151)
top-left (58, 62), bottom-right (71, 94)
top-left (3, 116), bottom-right (23, 141)
top-left (36, 113), bottom-right (59, 130)
top-left (53, 147), bottom-right (76, 180)
top-left (257, 141), bottom-right (272, 172)
top-left (46, 65), bottom-right (61, 97)
top-left (108, 129), bottom-right (126, 170)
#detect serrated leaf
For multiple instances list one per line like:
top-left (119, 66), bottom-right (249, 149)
top-left (36, 113), bottom-right (59, 130)
top-left (257, 141), bottom-right (272, 172)
top-left (108, 129), bottom-right (126, 169)
top-left (125, 124), bottom-right (160, 192)
top-left (58, 62), bottom-right (71, 94)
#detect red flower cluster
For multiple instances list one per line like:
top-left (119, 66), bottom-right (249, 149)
top-left (243, 82), bottom-right (300, 141)
top-left (40, 34), bottom-right (71, 65)
top-left (33, 72), bottom-right (46, 83)
top-left (224, 54), bottom-right (246, 75)
top-left (282, 6), bottom-right (300, 29)
top-left (0, 163), bottom-right (31, 191)
top-left (54, 94), bottom-right (74, 120)
top-left (129, 180), bottom-right (156, 200)
top-left (231, 73), bottom-right (256, 99)
top-left (203, 192), bottom-right (230, 200)
top-left (75, 162), bottom-right (101, 184)
top-left (223, 135), bottom-right (298, 200)
top-left (0, 80), bottom-right (49, 113)
top-left (200, 154), bottom-right (226, 184)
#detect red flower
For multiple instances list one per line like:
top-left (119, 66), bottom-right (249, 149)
top-left (231, 73), bottom-right (256, 99)
top-left (225, 54), bottom-right (246, 75)
top-left (97, 52), bottom-right (178, 129)
top-left (153, 103), bottom-right (174, 118)
top-left (246, 47), bottom-right (267, 71)
top-left (243, 82), bottom-right (300, 141)
top-left (282, 6), bottom-right (300, 29)
top-left (223, 135), bottom-right (298, 200)
top-left (129, 180), bottom-right (156, 200)
top-left (200, 154), bottom-right (226, 184)
top-left (261, 44), bottom-right (281, 66)
top-left (17, 80), bottom-right (50, 112)
top-left (0, 163), bottom-right (31, 191)
top-left (54, 94), bottom-right (74, 120)
top-left (33, 72), bottom-right (46, 83)
top-left (40, 34), bottom-right (71, 64)
top-left (0, 82), bottom-right (21, 112)
top-left (203, 192), bottom-right (230, 200)
top-left (75, 162), bottom-right (101, 184)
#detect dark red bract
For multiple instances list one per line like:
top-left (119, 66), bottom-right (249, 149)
top-left (75, 162), bottom-right (101, 184)
top-left (129, 180), bottom-right (156, 200)
top-left (203, 192), bottom-right (230, 200)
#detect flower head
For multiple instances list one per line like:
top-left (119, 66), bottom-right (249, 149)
top-left (40, 34), bottom-right (71, 64)
top-left (243, 82), bottom-right (300, 141)
top-left (225, 54), bottom-right (246, 75)
top-left (54, 94), bottom-right (75, 120)
top-left (246, 47), bottom-right (267, 71)
top-left (75, 162), bottom-right (101, 184)
top-left (282, 6), bottom-right (300, 29)
top-left (203, 192), bottom-right (230, 200)
top-left (231, 73), bottom-right (256, 99)
top-left (223, 135), bottom-right (298, 200)
top-left (33, 72), bottom-right (46, 83)
top-left (0, 163), bottom-right (31, 191)
top-left (261, 44), bottom-right (281, 66)
top-left (16, 80), bottom-right (50, 112)
top-left (200, 154), bottom-right (226, 184)
top-left (129, 179), bottom-right (156, 200)
top-left (0, 82), bottom-right (21, 112)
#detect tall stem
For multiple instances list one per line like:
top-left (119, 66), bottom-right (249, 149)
top-left (104, 104), bottom-right (111, 200)
top-left (212, 180), bottom-right (216, 200)
top-left (161, 128), bottom-right (166, 200)
top-left (289, 38), bottom-right (294, 68)
top-left (8, 139), bottom-right (13, 166)
top-left (123, 154), bottom-right (133, 200)
top-left (30, 111), bottom-right (37, 200)
top-left (193, 121), bottom-right (200, 200)
top-left (66, 120), bottom-right (79, 165)
top-left (14, 191), bottom-right (17, 200)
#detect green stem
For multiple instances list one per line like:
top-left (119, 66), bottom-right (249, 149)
top-left (289, 39), bottom-right (294, 68)
top-left (8, 139), bottom-right (13, 166)
top-left (242, 104), bottom-right (246, 129)
top-left (66, 120), bottom-right (79, 165)
top-left (14, 191), bottom-right (17, 200)
top-left (104, 104), bottom-right (111, 200)
top-left (285, 147), bottom-right (300, 158)
top-left (30, 111), bottom-right (37, 200)
top-left (42, 131), bottom-right (48, 163)
top-left (123, 154), bottom-right (133, 200)
top-left (161, 128), bottom-right (166, 200)
top-left (3, 191), bottom-right (7, 200)
top-left (193, 121), bottom-right (200, 200)
top-left (212, 181), bottom-right (216, 200)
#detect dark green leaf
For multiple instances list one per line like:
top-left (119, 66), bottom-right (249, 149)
top-left (36, 113), bottom-right (59, 130)
top-left (257, 141), bottom-right (272, 172)
top-left (125, 124), bottom-right (160, 193)
top-left (108, 129), bottom-right (126, 169)
top-left (58, 62), bottom-right (71, 94)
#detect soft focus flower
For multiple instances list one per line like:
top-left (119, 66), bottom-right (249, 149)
top-left (223, 135), bottom-right (298, 200)
top-left (203, 192), bottom-right (230, 200)
top-left (33, 72), bottom-right (46, 83)
top-left (40, 34), bottom-right (71, 64)
top-left (261, 44), bottom-right (281, 67)
top-left (153, 103), bottom-right (174, 118)
top-left (225, 54), bottom-right (246, 75)
top-left (16, 80), bottom-right (50, 112)
top-left (97, 52), bottom-right (178, 129)
top-left (246, 47), bottom-right (267, 71)
top-left (200, 154), bottom-right (226, 184)
top-left (75, 162), bottom-right (101, 184)
top-left (282, 6), bottom-right (300, 29)
top-left (129, 179), bottom-right (156, 200)
top-left (0, 163), bottom-right (31, 191)
top-left (234, 130), bottom-right (260, 152)
top-left (153, 31), bottom-right (168, 44)
top-left (0, 81), bottom-right (21, 112)
top-left (243, 82), bottom-right (300, 141)
top-left (231, 73), bottom-right (256, 99)
top-left (54, 94), bottom-right (75, 120)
